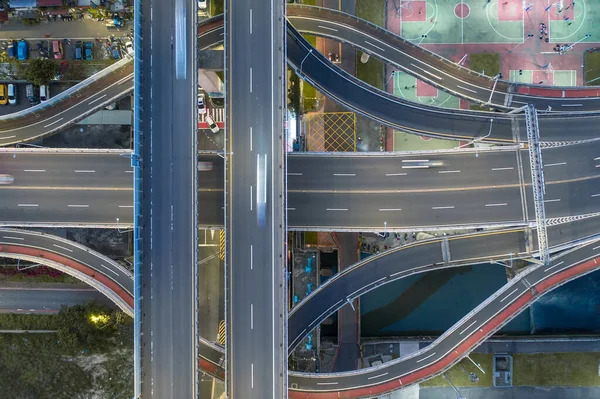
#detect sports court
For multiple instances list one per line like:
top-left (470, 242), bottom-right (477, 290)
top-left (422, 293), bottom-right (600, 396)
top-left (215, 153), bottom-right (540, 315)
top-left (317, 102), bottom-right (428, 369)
top-left (509, 68), bottom-right (577, 86)
top-left (397, 0), bottom-right (525, 44)
top-left (392, 71), bottom-right (460, 109)
top-left (546, 0), bottom-right (599, 43)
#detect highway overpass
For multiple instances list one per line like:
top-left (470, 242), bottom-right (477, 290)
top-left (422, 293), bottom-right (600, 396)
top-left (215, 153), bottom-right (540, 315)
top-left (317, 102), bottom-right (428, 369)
top-left (2, 145), bottom-right (598, 232)
top-left (225, 0), bottom-right (287, 397)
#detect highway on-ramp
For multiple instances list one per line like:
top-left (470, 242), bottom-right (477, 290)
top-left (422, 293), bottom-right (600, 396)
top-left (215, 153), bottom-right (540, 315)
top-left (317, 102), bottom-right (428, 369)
top-left (225, 0), bottom-right (287, 397)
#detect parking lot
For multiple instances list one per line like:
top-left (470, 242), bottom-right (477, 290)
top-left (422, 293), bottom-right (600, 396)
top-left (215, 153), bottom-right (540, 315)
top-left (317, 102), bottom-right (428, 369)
top-left (0, 81), bottom-right (72, 115)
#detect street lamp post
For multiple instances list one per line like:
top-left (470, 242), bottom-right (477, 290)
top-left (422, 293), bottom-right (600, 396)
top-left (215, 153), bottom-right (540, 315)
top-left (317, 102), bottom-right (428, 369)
top-left (116, 217), bottom-right (133, 233)
top-left (508, 33), bottom-right (534, 53)
top-left (565, 33), bottom-right (591, 52)
top-left (300, 48), bottom-right (313, 71)
top-left (13, 143), bottom-right (46, 159)
top-left (487, 74), bottom-right (501, 105)
top-left (456, 118), bottom-right (493, 150)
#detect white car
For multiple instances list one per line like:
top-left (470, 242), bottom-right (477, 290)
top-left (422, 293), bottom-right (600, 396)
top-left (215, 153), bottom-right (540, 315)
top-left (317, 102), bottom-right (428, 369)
top-left (205, 114), bottom-right (219, 134)
top-left (0, 174), bottom-right (14, 185)
top-left (125, 41), bottom-right (134, 55)
top-left (198, 161), bottom-right (213, 171)
top-left (197, 93), bottom-right (206, 114)
top-left (198, 0), bottom-right (207, 9)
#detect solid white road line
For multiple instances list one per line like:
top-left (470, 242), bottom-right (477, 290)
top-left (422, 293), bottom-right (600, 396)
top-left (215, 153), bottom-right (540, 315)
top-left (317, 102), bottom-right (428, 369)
top-left (250, 185), bottom-right (253, 211)
top-left (43, 118), bottom-right (64, 128)
top-left (326, 208), bottom-right (348, 211)
top-left (67, 204), bottom-right (89, 208)
top-left (249, 9), bottom-right (252, 34)
top-left (316, 382), bottom-right (339, 386)
top-left (250, 245), bottom-right (253, 270)
top-left (250, 304), bottom-right (254, 330)
top-left (459, 320), bottom-right (478, 335)
top-left (24, 169), bottom-right (46, 172)
top-left (318, 25), bottom-right (338, 32)
top-left (18, 204), bottom-right (38, 207)
top-left (593, 245), bottom-right (600, 251)
top-left (99, 263), bottom-right (119, 276)
top-left (286, 207), bottom-right (296, 211)
top-left (333, 173), bottom-right (355, 176)
top-left (544, 162), bottom-right (567, 167)
top-left (249, 67), bottom-right (253, 93)
top-left (250, 127), bottom-right (253, 151)
top-left (438, 170), bottom-right (461, 174)
top-left (287, 172), bottom-right (302, 176)
top-left (416, 352), bottom-right (437, 363)
top-left (591, 194), bottom-right (600, 197)
top-left (485, 203), bottom-right (507, 207)
top-left (456, 84), bottom-right (477, 94)
top-left (364, 40), bottom-right (385, 52)
top-left (491, 167), bottom-right (514, 171)
top-left (432, 206), bottom-right (454, 210)
top-left (251, 363), bottom-right (254, 388)
top-left (125, 170), bottom-right (134, 173)
top-left (560, 103), bottom-right (582, 107)
top-left (500, 288), bottom-right (519, 303)
top-left (74, 170), bottom-right (96, 173)
top-left (118, 205), bottom-right (134, 208)
top-left (367, 372), bottom-right (389, 380)
top-left (88, 94), bottom-right (107, 105)
top-left (379, 208), bottom-right (402, 211)
top-left (2, 236), bottom-right (24, 240)
top-left (402, 159), bottom-right (429, 162)
top-left (544, 260), bottom-right (565, 273)
top-left (385, 172), bottom-right (407, 176)
top-left (53, 244), bottom-right (73, 253)
top-left (402, 165), bottom-right (429, 169)
top-left (0, 135), bottom-right (16, 140)
top-left (544, 199), bottom-right (561, 203)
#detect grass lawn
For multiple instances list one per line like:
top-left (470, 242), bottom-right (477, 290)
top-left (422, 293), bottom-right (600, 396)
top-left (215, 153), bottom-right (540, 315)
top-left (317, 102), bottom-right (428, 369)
top-left (421, 354), bottom-right (493, 387)
top-left (584, 51), bottom-right (600, 85)
top-left (210, 0), bottom-right (224, 16)
top-left (304, 232), bottom-right (318, 246)
top-left (1, 272), bottom-right (81, 284)
top-left (301, 0), bottom-right (319, 5)
top-left (513, 353), bottom-right (600, 386)
top-left (469, 53), bottom-right (500, 77)
top-left (355, 0), bottom-right (385, 89)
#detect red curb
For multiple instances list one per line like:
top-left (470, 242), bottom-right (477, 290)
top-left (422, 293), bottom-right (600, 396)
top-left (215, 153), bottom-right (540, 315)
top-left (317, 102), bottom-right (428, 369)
top-left (0, 245), bottom-right (133, 309)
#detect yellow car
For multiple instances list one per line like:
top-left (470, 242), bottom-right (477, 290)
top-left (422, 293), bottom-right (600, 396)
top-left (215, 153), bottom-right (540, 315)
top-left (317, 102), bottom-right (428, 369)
top-left (0, 84), bottom-right (7, 105)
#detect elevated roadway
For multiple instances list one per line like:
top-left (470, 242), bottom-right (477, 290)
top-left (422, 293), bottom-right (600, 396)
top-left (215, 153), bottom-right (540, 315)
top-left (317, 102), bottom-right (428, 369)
top-left (2, 144), bottom-right (599, 231)
top-left (0, 60), bottom-right (133, 146)
top-left (139, 0), bottom-right (198, 397)
top-left (287, 5), bottom-right (600, 111)
top-left (0, 228), bottom-right (132, 314)
top-left (198, 16), bottom-right (600, 144)
top-left (225, 0), bottom-right (287, 397)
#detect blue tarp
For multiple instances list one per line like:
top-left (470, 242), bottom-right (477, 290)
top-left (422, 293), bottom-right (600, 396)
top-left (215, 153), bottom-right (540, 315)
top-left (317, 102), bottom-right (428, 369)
top-left (10, 0), bottom-right (37, 8)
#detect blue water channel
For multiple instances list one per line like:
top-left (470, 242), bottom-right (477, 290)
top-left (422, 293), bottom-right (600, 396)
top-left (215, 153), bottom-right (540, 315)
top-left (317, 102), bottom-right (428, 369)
top-left (358, 252), bottom-right (600, 337)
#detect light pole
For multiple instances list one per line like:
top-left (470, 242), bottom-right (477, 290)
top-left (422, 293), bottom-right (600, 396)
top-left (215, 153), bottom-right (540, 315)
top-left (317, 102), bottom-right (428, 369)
top-left (565, 33), bottom-right (591, 52)
top-left (13, 142), bottom-right (45, 158)
top-left (300, 48), bottom-right (313, 71)
top-left (487, 74), bottom-right (501, 105)
top-left (385, 71), bottom-right (396, 86)
top-left (456, 118), bottom-right (493, 149)
top-left (508, 33), bottom-right (534, 53)
top-left (116, 217), bottom-right (133, 233)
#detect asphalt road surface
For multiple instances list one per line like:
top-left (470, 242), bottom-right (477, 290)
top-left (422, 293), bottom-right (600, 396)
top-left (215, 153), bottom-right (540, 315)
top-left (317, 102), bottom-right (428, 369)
top-left (139, 0), bottom-right (198, 397)
top-left (3, 143), bottom-right (599, 229)
top-left (0, 285), bottom-right (116, 313)
top-left (225, 0), bottom-right (286, 397)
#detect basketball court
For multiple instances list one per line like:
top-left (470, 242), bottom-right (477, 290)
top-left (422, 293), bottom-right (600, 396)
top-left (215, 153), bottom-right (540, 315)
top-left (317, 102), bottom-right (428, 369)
top-left (509, 68), bottom-right (577, 86)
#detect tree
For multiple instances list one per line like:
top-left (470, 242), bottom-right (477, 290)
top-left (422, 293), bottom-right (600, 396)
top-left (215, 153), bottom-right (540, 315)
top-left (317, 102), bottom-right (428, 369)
top-left (24, 58), bottom-right (60, 86)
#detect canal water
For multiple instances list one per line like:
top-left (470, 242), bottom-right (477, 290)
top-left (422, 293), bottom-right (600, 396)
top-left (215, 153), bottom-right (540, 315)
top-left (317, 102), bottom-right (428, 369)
top-left (358, 254), bottom-right (600, 337)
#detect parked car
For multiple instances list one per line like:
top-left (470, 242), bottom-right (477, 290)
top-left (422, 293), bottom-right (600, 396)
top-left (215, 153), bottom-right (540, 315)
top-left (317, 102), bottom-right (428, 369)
top-left (7, 41), bottom-right (16, 58)
top-left (75, 41), bottom-right (83, 60)
top-left (0, 84), bottom-right (7, 105)
top-left (39, 85), bottom-right (49, 102)
top-left (7, 84), bottom-right (16, 105)
top-left (17, 40), bottom-right (28, 60)
top-left (111, 44), bottom-right (120, 59)
top-left (197, 93), bottom-right (206, 114)
top-left (205, 114), bottom-right (219, 134)
top-left (84, 41), bottom-right (93, 60)
top-left (125, 40), bottom-right (133, 55)
top-left (198, 0), bottom-right (207, 9)
top-left (26, 84), bottom-right (38, 105)
top-left (52, 40), bottom-right (63, 59)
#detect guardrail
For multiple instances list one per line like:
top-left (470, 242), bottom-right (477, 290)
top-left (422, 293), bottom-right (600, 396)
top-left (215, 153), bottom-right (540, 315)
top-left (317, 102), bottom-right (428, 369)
top-left (132, 0), bottom-right (142, 396)
top-left (0, 148), bottom-right (133, 154)
top-left (0, 57), bottom-right (132, 122)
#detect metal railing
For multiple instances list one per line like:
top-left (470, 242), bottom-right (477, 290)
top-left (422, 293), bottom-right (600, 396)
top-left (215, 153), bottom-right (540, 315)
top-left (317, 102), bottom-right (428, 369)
top-left (132, 0), bottom-right (143, 395)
